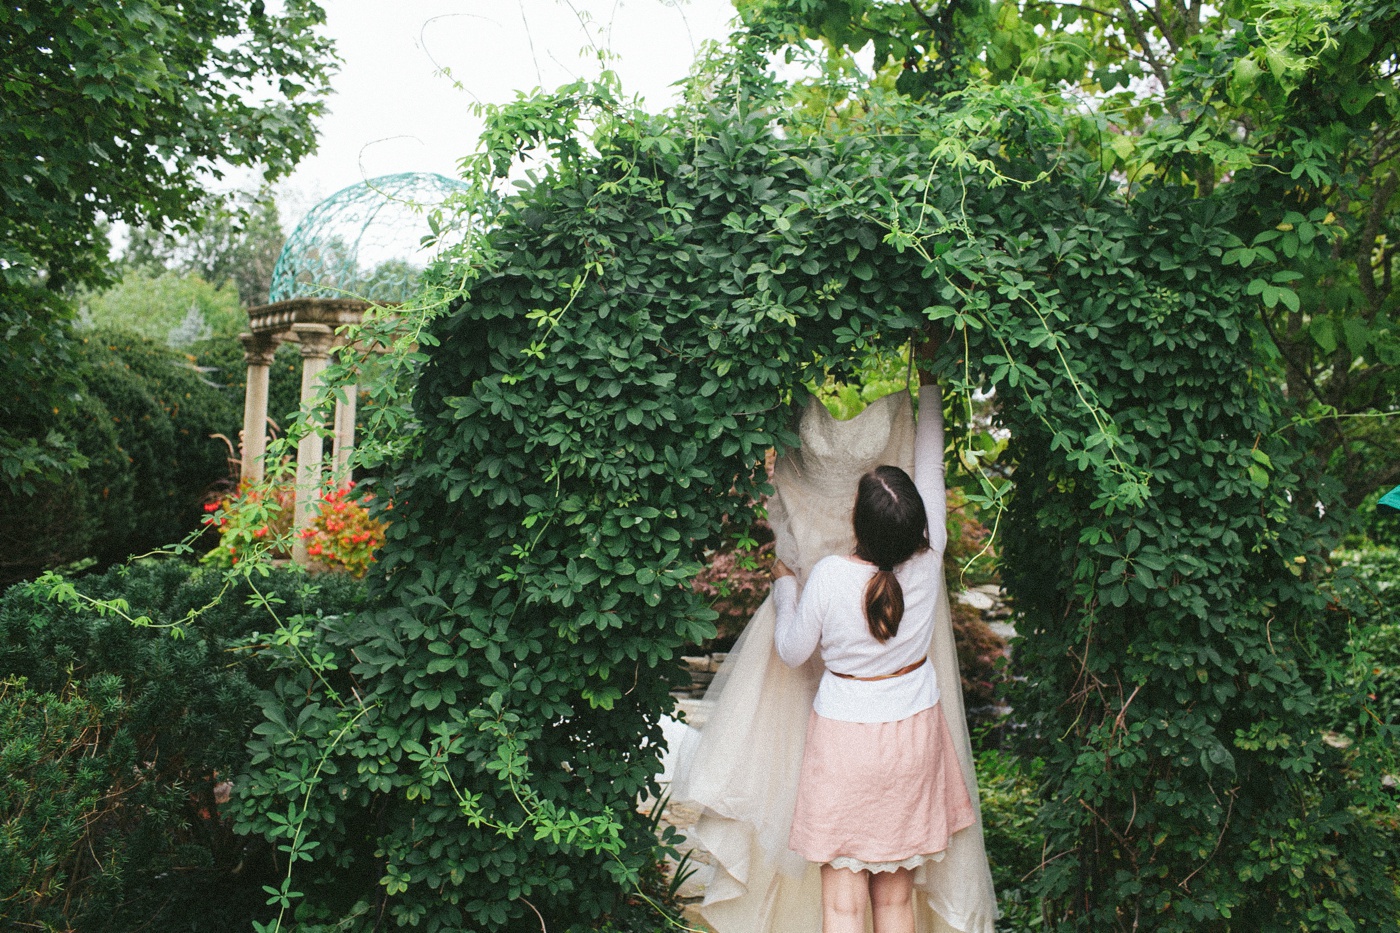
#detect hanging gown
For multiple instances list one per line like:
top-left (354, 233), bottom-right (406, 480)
top-left (670, 390), bottom-right (998, 933)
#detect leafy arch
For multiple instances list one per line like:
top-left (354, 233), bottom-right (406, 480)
top-left (235, 54), bottom-right (1396, 933)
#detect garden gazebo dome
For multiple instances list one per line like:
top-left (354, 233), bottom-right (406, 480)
top-left (239, 172), bottom-right (468, 565)
top-left (268, 171), bottom-right (468, 304)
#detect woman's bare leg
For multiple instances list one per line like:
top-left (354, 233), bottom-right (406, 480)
top-left (820, 864), bottom-right (870, 933)
top-left (869, 867), bottom-right (915, 933)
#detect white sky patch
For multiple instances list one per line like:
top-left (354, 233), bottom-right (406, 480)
top-left (271, 0), bottom-right (738, 228)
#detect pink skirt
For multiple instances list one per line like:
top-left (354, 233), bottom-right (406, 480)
top-left (788, 703), bottom-right (976, 866)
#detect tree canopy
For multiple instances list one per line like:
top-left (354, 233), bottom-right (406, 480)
top-left (124, 188), bottom-right (288, 308)
top-left (0, 0), bottom-right (334, 497)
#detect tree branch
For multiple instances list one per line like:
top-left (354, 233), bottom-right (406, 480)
top-left (1356, 170), bottom-right (1398, 316)
top-left (1115, 0), bottom-right (1174, 92)
top-left (1259, 309), bottom-right (1346, 449)
top-left (1144, 0), bottom-right (1179, 53)
top-left (906, 0), bottom-right (940, 33)
top-left (1048, 1), bottom-right (1122, 20)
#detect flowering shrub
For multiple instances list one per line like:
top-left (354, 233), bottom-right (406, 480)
top-left (201, 479), bottom-right (294, 567)
top-left (298, 481), bottom-right (387, 577)
top-left (203, 479), bottom-right (387, 576)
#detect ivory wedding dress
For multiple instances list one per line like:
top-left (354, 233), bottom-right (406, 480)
top-left (670, 390), bottom-right (998, 933)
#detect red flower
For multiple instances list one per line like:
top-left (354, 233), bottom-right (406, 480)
top-left (203, 502), bottom-right (220, 513)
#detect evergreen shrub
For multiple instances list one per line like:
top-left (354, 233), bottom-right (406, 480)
top-left (1311, 544), bottom-right (1400, 905)
top-left (78, 268), bottom-right (245, 346)
top-left (0, 330), bottom-right (239, 584)
top-left (975, 746), bottom-right (1045, 932)
top-left (0, 559), bottom-right (368, 932)
top-left (1318, 546), bottom-right (1400, 753)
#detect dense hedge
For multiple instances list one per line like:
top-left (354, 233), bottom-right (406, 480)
top-left (0, 330), bottom-right (240, 584)
top-left (0, 559), bottom-right (368, 932)
top-left (229, 53), bottom-right (1396, 932)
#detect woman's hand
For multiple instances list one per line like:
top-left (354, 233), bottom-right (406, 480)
top-left (916, 324), bottom-right (946, 386)
top-left (771, 559), bottom-right (795, 580)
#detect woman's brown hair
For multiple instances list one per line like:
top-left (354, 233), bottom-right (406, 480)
top-left (853, 465), bottom-right (929, 641)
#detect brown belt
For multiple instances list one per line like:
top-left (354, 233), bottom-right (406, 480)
top-left (830, 657), bottom-right (928, 682)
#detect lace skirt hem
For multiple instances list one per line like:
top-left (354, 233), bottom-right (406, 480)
top-left (827, 850), bottom-right (946, 874)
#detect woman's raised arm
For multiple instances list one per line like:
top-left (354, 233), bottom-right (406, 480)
top-left (914, 374), bottom-right (947, 553)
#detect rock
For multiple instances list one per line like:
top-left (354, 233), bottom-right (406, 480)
top-left (674, 698), bottom-right (712, 729)
top-left (988, 621), bottom-right (1018, 641)
top-left (682, 903), bottom-right (716, 930)
top-left (956, 589), bottom-right (995, 611)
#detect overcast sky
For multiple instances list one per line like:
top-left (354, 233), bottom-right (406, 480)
top-left (276, 0), bottom-right (740, 224)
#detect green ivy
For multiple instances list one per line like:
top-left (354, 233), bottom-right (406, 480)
top-left (233, 41), bottom-right (1396, 932)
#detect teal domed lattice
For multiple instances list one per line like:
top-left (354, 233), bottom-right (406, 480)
top-left (268, 172), bottom-right (468, 304)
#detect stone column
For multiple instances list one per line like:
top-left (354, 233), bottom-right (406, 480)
top-left (290, 323), bottom-right (336, 566)
top-left (332, 383), bottom-right (357, 481)
top-left (238, 332), bottom-right (278, 483)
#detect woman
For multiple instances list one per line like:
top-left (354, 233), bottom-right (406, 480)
top-left (770, 368), bottom-right (975, 933)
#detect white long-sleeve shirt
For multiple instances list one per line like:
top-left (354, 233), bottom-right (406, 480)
top-left (773, 387), bottom-right (946, 723)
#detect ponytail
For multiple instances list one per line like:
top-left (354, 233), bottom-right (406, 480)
top-left (852, 465), bottom-right (928, 642)
top-left (863, 567), bottom-right (904, 642)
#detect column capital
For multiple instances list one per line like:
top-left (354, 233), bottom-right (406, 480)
top-left (238, 331), bottom-right (279, 367)
top-left (291, 322), bottom-right (336, 360)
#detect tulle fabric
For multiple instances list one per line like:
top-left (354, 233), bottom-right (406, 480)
top-left (670, 391), bottom-right (998, 933)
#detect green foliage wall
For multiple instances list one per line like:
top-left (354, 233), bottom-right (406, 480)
top-left (0, 331), bottom-right (239, 584)
top-left (233, 59), bottom-right (1396, 931)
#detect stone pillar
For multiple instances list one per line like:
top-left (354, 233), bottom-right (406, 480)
top-left (290, 323), bottom-right (336, 566)
top-left (238, 332), bottom-right (278, 483)
top-left (332, 383), bottom-right (357, 481)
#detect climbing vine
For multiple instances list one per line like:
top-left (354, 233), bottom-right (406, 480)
top-left (229, 34), bottom-right (1396, 933)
